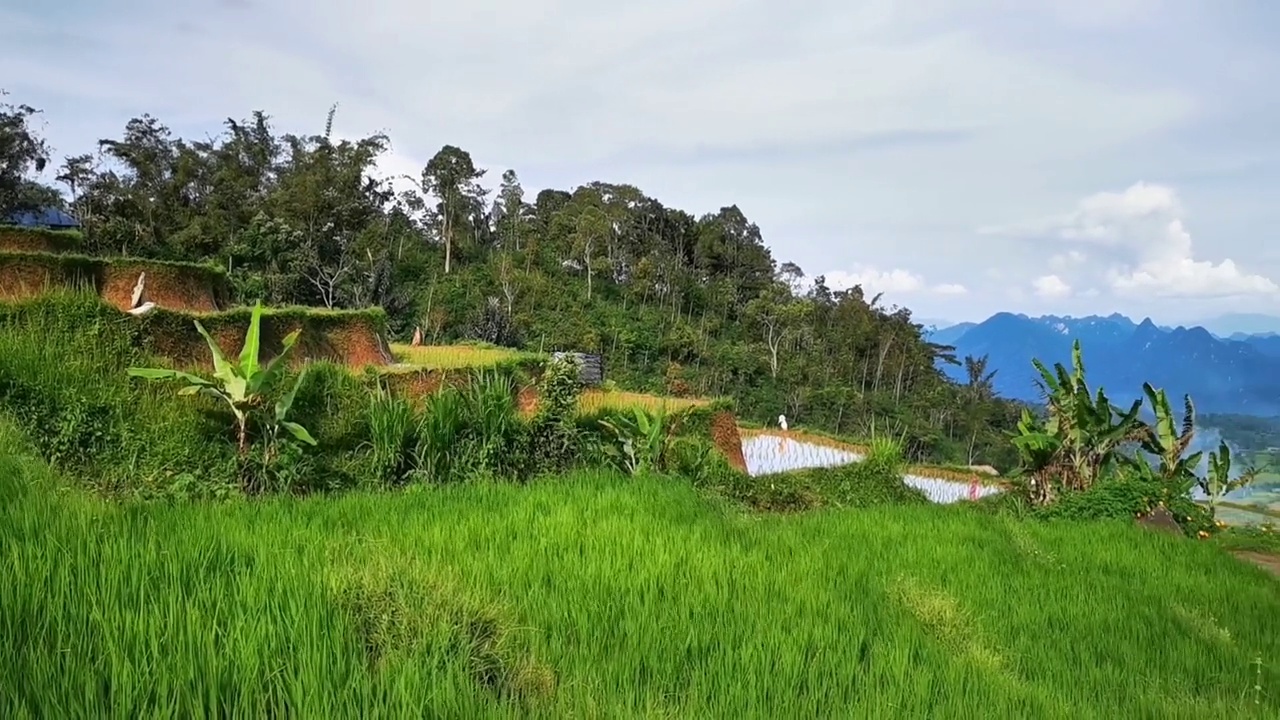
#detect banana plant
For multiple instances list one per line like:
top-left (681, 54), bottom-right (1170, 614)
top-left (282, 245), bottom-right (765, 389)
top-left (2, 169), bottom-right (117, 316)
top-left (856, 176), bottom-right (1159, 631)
top-left (1009, 407), bottom-right (1060, 470)
top-left (1025, 339), bottom-right (1145, 496)
top-left (1200, 441), bottom-right (1259, 511)
top-left (127, 300), bottom-right (316, 455)
top-left (598, 406), bottom-right (683, 476)
top-left (1137, 383), bottom-right (1202, 480)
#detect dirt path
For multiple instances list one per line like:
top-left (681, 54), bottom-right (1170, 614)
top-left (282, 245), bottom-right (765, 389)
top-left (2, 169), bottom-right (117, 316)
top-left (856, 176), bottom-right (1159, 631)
top-left (1232, 551), bottom-right (1280, 578)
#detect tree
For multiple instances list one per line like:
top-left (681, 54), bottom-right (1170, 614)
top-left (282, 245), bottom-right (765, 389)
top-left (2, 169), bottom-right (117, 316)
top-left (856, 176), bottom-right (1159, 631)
top-left (585, 181), bottom-right (644, 281)
top-left (777, 261), bottom-right (806, 295)
top-left (55, 154), bottom-right (95, 226)
top-left (493, 169), bottom-right (529, 251)
top-left (571, 204), bottom-right (609, 301)
top-left (963, 354), bottom-right (997, 401)
top-left (957, 354), bottom-right (1000, 463)
top-left (419, 145), bottom-right (487, 274)
top-left (745, 282), bottom-right (810, 378)
top-left (9, 96), bottom-right (1032, 471)
top-left (94, 114), bottom-right (184, 255)
top-left (0, 90), bottom-right (53, 216)
top-left (694, 205), bottom-right (775, 312)
top-left (269, 107), bottom-right (391, 308)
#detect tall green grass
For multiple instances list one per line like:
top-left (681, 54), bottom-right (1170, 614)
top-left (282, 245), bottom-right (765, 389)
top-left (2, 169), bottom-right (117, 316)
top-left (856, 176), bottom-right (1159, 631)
top-left (3, 422), bottom-right (1278, 718)
top-left (395, 370), bottom-right (530, 484)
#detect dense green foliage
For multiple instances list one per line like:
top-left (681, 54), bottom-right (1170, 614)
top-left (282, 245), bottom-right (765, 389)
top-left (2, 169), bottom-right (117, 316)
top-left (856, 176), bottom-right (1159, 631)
top-left (1002, 339), bottom-right (1268, 535)
top-left (128, 299), bottom-right (318, 468)
top-left (0, 95), bottom-right (1023, 467)
top-left (0, 91), bottom-right (62, 215)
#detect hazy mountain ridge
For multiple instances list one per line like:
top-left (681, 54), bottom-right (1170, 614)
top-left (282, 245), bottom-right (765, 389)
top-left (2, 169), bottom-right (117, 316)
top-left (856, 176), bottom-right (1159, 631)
top-left (929, 313), bottom-right (1280, 415)
top-left (1195, 312), bottom-right (1280, 338)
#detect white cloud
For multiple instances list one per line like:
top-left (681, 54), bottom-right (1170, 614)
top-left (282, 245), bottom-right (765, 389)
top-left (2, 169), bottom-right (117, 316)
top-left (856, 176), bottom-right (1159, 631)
top-left (1049, 249), bottom-right (1087, 270)
top-left (825, 267), bottom-right (924, 294)
top-left (986, 181), bottom-right (1280, 299)
top-left (821, 266), bottom-right (967, 297)
top-left (1107, 257), bottom-right (1278, 297)
top-left (1032, 274), bottom-right (1073, 299)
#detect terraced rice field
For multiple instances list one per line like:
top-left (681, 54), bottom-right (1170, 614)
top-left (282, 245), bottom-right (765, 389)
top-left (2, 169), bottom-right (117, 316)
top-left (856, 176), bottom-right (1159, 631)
top-left (741, 430), bottom-right (1003, 504)
top-left (740, 432), bottom-right (863, 475)
top-left (1195, 482), bottom-right (1280, 526)
top-left (389, 343), bottom-right (531, 369)
top-left (903, 475), bottom-right (1004, 503)
top-left (577, 389), bottom-right (709, 415)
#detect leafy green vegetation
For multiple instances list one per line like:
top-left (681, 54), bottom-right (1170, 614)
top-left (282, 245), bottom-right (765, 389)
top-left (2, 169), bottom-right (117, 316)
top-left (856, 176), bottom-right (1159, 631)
top-left (1001, 339), bottom-right (1264, 536)
top-left (1011, 340), bottom-right (1146, 503)
top-left (1204, 442), bottom-right (1262, 512)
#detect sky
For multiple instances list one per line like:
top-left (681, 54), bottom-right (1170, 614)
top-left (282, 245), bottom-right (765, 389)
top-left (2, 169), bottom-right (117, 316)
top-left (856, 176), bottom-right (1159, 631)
top-left (3, 0), bottom-right (1279, 326)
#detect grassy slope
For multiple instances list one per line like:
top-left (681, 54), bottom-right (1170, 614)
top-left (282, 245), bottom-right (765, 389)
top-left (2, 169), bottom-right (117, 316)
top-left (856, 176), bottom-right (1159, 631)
top-left (3, 426), bottom-right (1278, 718)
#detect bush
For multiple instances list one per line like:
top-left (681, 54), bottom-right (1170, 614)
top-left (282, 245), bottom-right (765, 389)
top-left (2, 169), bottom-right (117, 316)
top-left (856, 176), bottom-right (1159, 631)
top-left (0, 294), bottom-right (582, 495)
top-left (1035, 470), bottom-right (1215, 537)
top-left (521, 355), bottom-right (584, 477)
top-left (0, 292), bottom-right (744, 499)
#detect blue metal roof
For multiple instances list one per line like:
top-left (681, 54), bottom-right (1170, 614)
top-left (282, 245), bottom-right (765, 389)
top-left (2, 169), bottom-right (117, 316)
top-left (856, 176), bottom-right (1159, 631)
top-left (7, 206), bottom-right (80, 229)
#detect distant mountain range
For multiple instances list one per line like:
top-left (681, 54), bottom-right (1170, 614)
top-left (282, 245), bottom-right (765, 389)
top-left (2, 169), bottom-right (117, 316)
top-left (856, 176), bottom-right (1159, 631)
top-left (1195, 312), bottom-right (1280, 338)
top-left (925, 313), bottom-right (1280, 415)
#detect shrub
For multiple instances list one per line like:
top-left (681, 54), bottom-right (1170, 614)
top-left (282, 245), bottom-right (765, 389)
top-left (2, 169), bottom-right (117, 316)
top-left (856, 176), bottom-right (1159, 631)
top-left (1035, 469), bottom-right (1215, 537)
top-left (668, 436), bottom-right (738, 489)
top-left (408, 369), bottom-right (528, 484)
top-left (364, 386), bottom-right (417, 486)
top-left (522, 354), bottom-right (584, 476)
